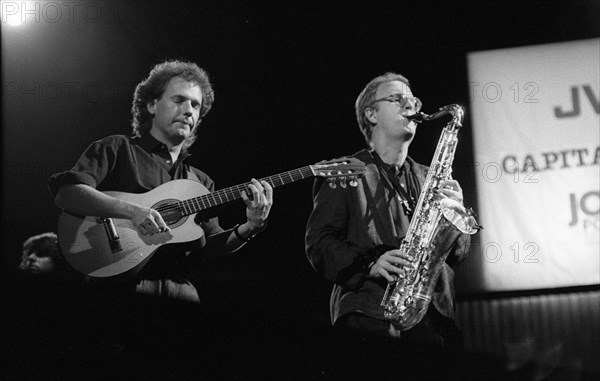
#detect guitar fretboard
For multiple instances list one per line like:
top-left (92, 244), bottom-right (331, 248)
top-left (177, 165), bottom-right (315, 216)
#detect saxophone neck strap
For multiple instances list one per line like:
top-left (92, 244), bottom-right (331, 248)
top-left (371, 151), bottom-right (416, 216)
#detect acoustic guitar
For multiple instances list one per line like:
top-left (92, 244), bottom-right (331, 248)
top-left (58, 158), bottom-right (365, 278)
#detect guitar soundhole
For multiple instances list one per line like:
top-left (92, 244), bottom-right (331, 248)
top-left (153, 199), bottom-right (187, 229)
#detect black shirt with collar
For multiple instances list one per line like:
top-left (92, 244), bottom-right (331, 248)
top-left (49, 133), bottom-right (215, 195)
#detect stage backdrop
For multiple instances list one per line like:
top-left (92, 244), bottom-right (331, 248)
top-left (468, 38), bottom-right (599, 291)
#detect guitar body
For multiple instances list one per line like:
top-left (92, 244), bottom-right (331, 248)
top-left (58, 180), bottom-right (209, 278)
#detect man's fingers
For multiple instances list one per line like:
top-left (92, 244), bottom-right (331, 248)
top-left (438, 179), bottom-right (464, 202)
top-left (152, 211), bottom-right (170, 232)
top-left (131, 207), bottom-right (170, 235)
top-left (143, 215), bottom-right (166, 235)
top-left (245, 179), bottom-right (271, 209)
top-left (384, 250), bottom-right (413, 261)
top-left (380, 269), bottom-right (395, 283)
top-left (250, 178), bottom-right (264, 192)
top-left (261, 180), bottom-right (273, 202)
top-left (389, 262), bottom-right (407, 275)
top-left (241, 189), bottom-right (249, 202)
top-left (394, 259), bottom-right (411, 268)
top-left (440, 179), bottom-right (459, 189)
top-left (145, 220), bottom-right (158, 235)
top-left (247, 183), bottom-right (259, 201)
top-left (137, 223), bottom-right (148, 236)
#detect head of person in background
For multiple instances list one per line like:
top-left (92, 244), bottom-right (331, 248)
top-left (19, 232), bottom-right (65, 277)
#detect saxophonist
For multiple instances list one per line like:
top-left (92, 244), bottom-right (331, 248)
top-left (305, 73), bottom-right (472, 378)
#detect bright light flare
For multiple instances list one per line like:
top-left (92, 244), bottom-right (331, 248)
top-left (1, 1), bottom-right (42, 27)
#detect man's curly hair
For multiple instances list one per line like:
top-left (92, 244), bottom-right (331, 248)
top-left (131, 60), bottom-right (215, 150)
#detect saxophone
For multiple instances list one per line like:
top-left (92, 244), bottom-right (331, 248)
top-left (380, 104), bottom-right (480, 331)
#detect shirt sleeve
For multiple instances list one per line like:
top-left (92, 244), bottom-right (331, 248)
top-left (305, 179), bottom-right (374, 291)
top-left (48, 137), bottom-right (118, 198)
top-left (447, 232), bottom-right (471, 266)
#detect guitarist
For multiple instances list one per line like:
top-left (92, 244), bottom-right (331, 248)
top-left (48, 60), bottom-right (272, 302)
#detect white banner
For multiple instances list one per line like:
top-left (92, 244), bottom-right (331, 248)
top-left (468, 39), bottom-right (600, 291)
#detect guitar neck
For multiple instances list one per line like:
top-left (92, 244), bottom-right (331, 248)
top-left (180, 165), bottom-right (314, 216)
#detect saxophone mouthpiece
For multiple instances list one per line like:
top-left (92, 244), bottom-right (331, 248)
top-left (405, 113), bottom-right (426, 123)
top-left (405, 105), bottom-right (463, 125)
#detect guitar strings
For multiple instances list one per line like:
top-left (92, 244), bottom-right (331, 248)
top-left (153, 166), bottom-right (316, 216)
top-left (153, 162), bottom-right (359, 216)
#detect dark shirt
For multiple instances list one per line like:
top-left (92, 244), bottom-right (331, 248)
top-left (48, 133), bottom-right (226, 282)
top-left (371, 153), bottom-right (420, 239)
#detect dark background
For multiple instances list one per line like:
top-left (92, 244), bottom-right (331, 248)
top-left (2, 0), bottom-right (599, 379)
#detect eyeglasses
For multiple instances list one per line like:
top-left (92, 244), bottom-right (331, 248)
top-left (369, 94), bottom-right (422, 112)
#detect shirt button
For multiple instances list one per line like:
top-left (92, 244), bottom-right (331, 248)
top-left (166, 160), bottom-right (171, 164)
top-left (400, 183), bottom-right (405, 188)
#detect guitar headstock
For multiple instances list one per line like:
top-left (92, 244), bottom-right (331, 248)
top-left (310, 158), bottom-right (366, 188)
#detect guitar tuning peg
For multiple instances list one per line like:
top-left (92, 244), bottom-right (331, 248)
top-left (327, 178), bottom-right (337, 189)
top-left (339, 176), bottom-right (347, 188)
top-left (349, 177), bottom-right (358, 187)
